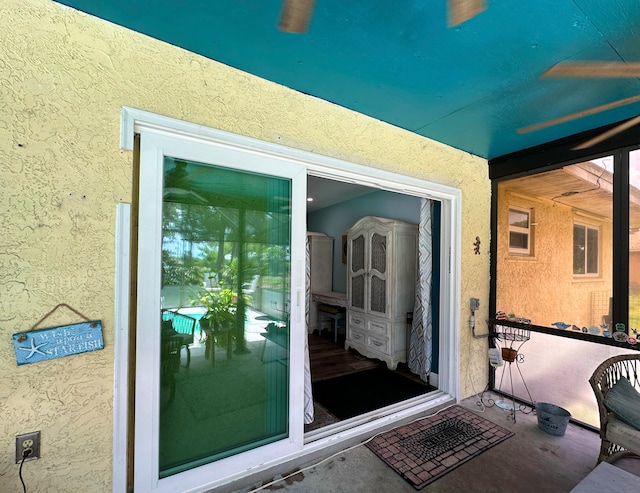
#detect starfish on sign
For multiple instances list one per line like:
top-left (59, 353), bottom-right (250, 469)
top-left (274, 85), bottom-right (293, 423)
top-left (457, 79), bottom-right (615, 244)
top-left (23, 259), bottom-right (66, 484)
top-left (19, 338), bottom-right (48, 359)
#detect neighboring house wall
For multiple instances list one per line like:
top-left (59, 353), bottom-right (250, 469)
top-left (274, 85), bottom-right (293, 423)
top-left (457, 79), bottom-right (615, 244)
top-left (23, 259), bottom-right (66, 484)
top-left (0, 0), bottom-right (490, 490)
top-left (631, 251), bottom-right (640, 288)
top-left (497, 185), bottom-right (613, 328)
top-left (629, 231), bottom-right (640, 288)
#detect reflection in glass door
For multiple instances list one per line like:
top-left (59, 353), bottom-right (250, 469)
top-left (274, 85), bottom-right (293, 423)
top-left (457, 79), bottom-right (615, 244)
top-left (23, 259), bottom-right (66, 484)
top-left (158, 157), bottom-right (292, 477)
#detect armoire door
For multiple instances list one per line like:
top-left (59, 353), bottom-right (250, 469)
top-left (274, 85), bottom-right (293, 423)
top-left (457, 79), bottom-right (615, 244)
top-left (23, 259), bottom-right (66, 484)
top-left (349, 232), bottom-right (366, 310)
top-left (369, 231), bottom-right (388, 316)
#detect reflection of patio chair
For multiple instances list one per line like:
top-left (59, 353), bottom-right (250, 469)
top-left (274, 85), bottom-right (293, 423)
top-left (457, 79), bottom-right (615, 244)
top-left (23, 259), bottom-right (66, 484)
top-left (161, 310), bottom-right (197, 367)
top-left (590, 354), bottom-right (640, 464)
top-left (242, 275), bottom-right (260, 306)
top-left (160, 335), bottom-right (182, 404)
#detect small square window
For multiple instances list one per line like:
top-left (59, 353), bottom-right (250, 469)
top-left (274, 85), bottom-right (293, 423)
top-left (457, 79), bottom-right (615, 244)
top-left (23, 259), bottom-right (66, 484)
top-left (573, 223), bottom-right (599, 276)
top-left (508, 208), bottom-right (533, 255)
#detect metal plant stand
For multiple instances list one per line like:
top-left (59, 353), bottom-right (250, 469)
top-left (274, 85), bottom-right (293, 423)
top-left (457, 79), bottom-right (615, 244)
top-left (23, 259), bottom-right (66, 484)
top-left (493, 325), bottom-right (535, 422)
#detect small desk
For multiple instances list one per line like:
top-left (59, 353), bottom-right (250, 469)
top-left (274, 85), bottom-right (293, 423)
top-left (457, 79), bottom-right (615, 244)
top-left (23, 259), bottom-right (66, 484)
top-left (312, 291), bottom-right (347, 307)
top-left (312, 292), bottom-right (347, 342)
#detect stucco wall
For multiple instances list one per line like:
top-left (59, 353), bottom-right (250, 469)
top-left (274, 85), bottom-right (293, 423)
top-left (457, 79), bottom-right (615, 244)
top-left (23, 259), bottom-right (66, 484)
top-left (0, 0), bottom-right (490, 490)
top-left (496, 185), bottom-right (613, 328)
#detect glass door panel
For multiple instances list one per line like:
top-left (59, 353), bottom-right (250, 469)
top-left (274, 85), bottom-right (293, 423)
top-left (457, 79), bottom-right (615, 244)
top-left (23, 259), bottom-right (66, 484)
top-left (159, 157), bottom-right (292, 477)
top-left (370, 233), bottom-right (387, 273)
top-left (369, 232), bottom-right (387, 314)
top-left (350, 234), bottom-right (365, 309)
top-left (369, 276), bottom-right (386, 314)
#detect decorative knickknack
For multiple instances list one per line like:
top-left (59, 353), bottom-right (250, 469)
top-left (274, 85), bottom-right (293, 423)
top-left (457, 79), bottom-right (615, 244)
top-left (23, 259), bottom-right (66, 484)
top-left (501, 347), bottom-right (518, 363)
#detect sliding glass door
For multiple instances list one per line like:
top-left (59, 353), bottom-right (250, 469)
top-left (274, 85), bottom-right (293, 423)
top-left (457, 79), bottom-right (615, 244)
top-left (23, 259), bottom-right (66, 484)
top-left (159, 157), bottom-right (293, 475)
top-left (134, 130), bottom-right (306, 492)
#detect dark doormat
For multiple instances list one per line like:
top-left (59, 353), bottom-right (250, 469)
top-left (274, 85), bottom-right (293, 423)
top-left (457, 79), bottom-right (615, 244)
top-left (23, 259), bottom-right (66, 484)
top-left (366, 405), bottom-right (514, 489)
top-left (312, 366), bottom-right (432, 420)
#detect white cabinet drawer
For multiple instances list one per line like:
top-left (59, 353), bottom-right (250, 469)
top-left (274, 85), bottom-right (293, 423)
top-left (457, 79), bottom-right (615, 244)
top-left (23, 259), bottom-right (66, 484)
top-left (367, 334), bottom-right (389, 354)
top-left (348, 313), bottom-right (389, 335)
top-left (345, 309), bottom-right (395, 364)
top-left (348, 327), bottom-right (367, 345)
top-left (348, 313), bottom-right (366, 330)
top-left (367, 318), bottom-right (390, 335)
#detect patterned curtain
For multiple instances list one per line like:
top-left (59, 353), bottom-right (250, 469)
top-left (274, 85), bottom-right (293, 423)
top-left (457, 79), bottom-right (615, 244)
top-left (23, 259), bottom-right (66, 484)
top-left (303, 235), bottom-right (314, 424)
top-left (408, 198), bottom-right (433, 382)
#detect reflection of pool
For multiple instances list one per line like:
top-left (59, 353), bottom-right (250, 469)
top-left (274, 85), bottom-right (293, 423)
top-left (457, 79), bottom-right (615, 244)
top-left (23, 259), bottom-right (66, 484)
top-left (175, 307), bottom-right (206, 320)
top-left (172, 307), bottom-right (277, 343)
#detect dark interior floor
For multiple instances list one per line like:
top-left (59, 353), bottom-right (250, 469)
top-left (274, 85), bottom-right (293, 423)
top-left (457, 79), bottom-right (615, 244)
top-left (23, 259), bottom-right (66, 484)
top-left (307, 330), bottom-right (379, 382)
top-left (306, 331), bottom-right (435, 431)
top-left (307, 330), bottom-right (429, 384)
top-left (239, 392), bottom-right (640, 493)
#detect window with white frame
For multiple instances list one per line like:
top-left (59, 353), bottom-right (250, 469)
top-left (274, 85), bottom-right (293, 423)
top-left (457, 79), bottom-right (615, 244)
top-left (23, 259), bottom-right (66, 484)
top-left (573, 222), bottom-right (599, 276)
top-left (508, 207), bottom-right (533, 255)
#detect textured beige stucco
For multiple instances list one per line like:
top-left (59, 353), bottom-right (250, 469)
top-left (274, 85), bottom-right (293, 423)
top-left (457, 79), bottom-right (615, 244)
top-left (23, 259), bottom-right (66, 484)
top-left (496, 184), bottom-right (613, 328)
top-left (0, 0), bottom-right (490, 490)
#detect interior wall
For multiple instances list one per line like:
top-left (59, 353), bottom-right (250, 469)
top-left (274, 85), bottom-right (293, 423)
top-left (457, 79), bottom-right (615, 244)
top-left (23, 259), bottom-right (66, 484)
top-left (307, 191), bottom-right (440, 373)
top-left (307, 190), bottom-right (421, 293)
top-left (1, 0), bottom-right (491, 490)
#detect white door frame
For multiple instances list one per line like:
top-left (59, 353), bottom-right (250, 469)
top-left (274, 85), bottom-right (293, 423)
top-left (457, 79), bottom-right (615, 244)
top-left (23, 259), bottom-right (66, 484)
top-left (116, 107), bottom-right (461, 492)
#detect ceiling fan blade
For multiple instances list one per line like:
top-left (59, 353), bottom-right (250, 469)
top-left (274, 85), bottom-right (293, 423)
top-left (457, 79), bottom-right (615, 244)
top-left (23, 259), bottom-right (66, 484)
top-left (517, 93), bottom-right (640, 134)
top-left (279, 0), bottom-right (316, 33)
top-left (571, 115), bottom-right (640, 150)
top-left (542, 62), bottom-right (640, 78)
top-left (447, 0), bottom-right (486, 27)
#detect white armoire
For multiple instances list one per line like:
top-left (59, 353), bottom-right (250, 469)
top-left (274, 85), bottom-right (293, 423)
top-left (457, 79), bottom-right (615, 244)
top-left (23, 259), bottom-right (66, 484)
top-left (345, 216), bottom-right (418, 370)
top-left (306, 232), bottom-right (334, 333)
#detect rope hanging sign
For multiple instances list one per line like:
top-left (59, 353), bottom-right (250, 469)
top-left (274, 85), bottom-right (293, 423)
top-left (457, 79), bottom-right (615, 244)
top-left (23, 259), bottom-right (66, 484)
top-left (12, 303), bottom-right (104, 366)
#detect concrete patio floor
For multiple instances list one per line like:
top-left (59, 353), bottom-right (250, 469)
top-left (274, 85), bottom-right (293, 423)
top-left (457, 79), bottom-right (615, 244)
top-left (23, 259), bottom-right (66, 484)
top-left (234, 392), bottom-right (640, 493)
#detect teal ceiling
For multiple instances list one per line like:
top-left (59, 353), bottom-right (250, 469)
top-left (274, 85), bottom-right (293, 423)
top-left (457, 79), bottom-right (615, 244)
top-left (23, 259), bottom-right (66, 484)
top-left (55, 1), bottom-right (640, 159)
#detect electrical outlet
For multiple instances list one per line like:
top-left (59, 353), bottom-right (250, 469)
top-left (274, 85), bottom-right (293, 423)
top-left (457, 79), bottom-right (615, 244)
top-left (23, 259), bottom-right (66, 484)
top-left (470, 298), bottom-right (480, 312)
top-left (16, 431), bottom-right (40, 463)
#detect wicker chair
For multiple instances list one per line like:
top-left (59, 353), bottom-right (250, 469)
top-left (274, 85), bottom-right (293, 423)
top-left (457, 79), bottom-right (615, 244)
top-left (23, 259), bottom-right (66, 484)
top-left (160, 335), bottom-right (182, 404)
top-left (589, 353), bottom-right (640, 463)
top-left (161, 310), bottom-right (197, 367)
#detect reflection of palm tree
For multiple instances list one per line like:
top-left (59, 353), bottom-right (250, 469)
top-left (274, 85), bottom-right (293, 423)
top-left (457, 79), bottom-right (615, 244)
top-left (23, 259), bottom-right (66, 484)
top-left (162, 161), bottom-right (291, 356)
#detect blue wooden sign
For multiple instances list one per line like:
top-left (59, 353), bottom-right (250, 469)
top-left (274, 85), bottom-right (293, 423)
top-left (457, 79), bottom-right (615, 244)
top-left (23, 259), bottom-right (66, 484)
top-left (13, 321), bottom-right (104, 365)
